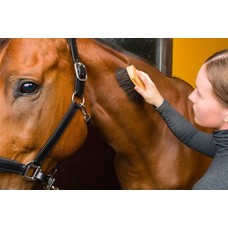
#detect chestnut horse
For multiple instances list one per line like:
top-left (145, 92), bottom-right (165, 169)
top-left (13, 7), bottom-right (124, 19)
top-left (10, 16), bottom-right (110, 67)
top-left (0, 39), bottom-right (89, 189)
top-left (0, 38), bottom-right (211, 190)
top-left (71, 38), bottom-right (211, 189)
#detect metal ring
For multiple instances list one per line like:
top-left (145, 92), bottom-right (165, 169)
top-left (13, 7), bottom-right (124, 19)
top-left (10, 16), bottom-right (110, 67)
top-left (71, 92), bottom-right (77, 103)
top-left (72, 92), bottom-right (85, 106)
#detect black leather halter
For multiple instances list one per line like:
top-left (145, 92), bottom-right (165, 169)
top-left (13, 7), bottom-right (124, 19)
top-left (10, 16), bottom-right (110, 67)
top-left (0, 38), bottom-right (90, 190)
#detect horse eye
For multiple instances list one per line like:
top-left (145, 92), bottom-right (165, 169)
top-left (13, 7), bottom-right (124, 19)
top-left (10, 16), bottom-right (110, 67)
top-left (19, 82), bottom-right (40, 95)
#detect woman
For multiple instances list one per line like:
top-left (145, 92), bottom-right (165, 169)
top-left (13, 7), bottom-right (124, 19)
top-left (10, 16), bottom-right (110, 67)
top-left (134, 49), bottom-right (228, 190)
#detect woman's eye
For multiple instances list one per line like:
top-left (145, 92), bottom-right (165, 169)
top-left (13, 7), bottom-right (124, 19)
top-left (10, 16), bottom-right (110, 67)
top-left (19, 82), bottom-right (40, 95)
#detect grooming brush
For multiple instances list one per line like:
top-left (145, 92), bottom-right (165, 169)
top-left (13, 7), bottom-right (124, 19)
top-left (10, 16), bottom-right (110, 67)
top-left (126, 65), bottom-right (145, 90)
top-left (115, 65), bottom-right (144, 103)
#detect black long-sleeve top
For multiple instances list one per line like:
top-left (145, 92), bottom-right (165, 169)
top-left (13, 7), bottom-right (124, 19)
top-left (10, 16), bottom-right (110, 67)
top-left (156, 100), bottom-right (228, 190)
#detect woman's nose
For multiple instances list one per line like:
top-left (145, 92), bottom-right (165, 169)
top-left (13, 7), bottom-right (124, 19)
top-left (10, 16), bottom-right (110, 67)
top-left (188, 90), bottom-right (195, 103)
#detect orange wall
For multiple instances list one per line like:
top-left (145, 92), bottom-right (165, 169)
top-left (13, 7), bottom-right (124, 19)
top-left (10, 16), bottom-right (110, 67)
top-left (172, 38), bottom-right (228, 87)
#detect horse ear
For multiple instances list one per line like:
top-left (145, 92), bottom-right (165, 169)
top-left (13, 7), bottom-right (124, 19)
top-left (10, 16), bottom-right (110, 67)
top-left (115, 67), bottom-right (143, 103)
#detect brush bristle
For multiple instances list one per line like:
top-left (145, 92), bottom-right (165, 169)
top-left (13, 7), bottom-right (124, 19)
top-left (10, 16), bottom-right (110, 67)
top-left (115, 68), bottom-right (143, 103)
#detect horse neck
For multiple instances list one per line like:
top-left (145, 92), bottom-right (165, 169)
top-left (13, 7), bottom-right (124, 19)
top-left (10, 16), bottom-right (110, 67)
top-left (78, 39), bottom-right (192, 101)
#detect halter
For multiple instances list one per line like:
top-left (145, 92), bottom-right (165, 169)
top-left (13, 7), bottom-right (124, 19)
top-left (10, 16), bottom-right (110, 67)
top-left (0, 38), bottom-right (90, 190)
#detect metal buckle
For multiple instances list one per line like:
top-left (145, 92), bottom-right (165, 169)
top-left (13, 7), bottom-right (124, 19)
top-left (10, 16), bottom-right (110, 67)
top-left (23, 162), bottom-right (41, 181)
top-left (74, 62), bottom-right (87, 81)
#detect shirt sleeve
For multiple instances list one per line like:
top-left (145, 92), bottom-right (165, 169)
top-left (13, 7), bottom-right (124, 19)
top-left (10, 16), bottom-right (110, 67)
top-left (155, 100), bottom-right (216, 158)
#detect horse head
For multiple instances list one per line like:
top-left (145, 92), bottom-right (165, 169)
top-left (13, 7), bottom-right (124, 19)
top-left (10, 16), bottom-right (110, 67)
top-left (0, 38), bottom-right (89, 189)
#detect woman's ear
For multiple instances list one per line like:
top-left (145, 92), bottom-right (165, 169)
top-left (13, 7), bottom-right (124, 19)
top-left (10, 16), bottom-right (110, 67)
top-left (224, 117), bottom-right (228, 123)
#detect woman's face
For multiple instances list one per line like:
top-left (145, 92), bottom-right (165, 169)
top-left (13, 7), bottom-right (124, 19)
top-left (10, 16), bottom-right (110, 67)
top-left (188, 64), bottom-right (228, 130)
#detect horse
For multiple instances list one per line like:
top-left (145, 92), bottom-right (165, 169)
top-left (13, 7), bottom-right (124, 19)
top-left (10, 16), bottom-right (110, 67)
top-left (60, 38), bottom-right (210, 190)
top-left (0, 38), bottom-right (211, 190)
top-left (0, 38), bottom-right (89, 189)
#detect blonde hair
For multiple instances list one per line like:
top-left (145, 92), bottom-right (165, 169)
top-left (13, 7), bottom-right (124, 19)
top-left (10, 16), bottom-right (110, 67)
top-left (205, 49), bottom-right (228, 107)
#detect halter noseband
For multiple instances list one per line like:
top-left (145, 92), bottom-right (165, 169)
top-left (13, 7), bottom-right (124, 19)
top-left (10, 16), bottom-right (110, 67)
top-left (0, 38), bottom-right (90, 190)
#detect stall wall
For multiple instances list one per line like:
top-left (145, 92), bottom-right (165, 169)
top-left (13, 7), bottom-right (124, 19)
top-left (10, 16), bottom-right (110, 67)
top-left (172, 38), bottom-right (228, 87)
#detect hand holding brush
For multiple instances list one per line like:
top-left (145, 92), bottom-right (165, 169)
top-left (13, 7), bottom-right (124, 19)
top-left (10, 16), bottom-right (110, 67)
top-left (132, 67), bottom-right (164, 108)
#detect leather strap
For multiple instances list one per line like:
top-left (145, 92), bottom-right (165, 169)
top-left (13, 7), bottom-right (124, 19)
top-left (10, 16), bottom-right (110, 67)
top-left (68, 38), bottom-right (87, 98)
top-left (33, 102), bottom-right (80, 166)
top-left (68, 38), bottom-right (80, 63)
top-left (0, 157), bottom-right (26, 174)
top-left (0, 157), bottom-right (49, 183)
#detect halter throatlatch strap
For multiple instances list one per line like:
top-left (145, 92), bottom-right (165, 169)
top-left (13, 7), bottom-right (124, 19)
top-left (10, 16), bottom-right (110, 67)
top-left (0, 38), bottom-right (90, 190)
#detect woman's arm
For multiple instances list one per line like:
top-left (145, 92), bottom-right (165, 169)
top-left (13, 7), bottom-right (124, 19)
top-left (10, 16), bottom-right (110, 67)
top-left (156, 100), bottom-right (216, 157)
top-left (134, 70), bottom-right (216, 157)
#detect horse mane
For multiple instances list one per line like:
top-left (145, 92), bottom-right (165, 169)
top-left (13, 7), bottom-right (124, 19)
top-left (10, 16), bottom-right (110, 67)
top-left (94, 38), bottom-right (150, 62)
top-left (94, 39), bottom-right (126, 53)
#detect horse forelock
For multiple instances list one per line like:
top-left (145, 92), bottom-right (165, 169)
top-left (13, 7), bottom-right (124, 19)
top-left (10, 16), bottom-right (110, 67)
top-left (0, 38), bottom-right (10, 48)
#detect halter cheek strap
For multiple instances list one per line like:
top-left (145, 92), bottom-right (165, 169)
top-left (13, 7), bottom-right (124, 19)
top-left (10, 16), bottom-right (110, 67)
top-left (68, 38), bottom-right (87, 99)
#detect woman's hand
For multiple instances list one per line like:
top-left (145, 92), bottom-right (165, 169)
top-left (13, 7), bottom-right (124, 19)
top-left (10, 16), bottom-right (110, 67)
top-left (134, 70), bottom-right (164, 108)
